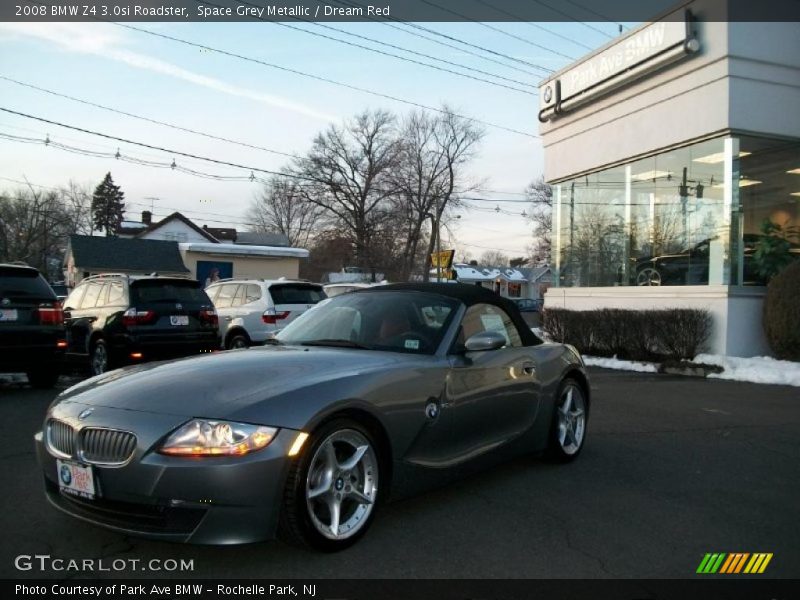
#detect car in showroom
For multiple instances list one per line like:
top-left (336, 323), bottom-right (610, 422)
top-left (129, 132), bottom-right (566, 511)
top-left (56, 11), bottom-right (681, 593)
top-left (0, 263), bottom-right (66, 388)
top-left (35, 283), bottom-right (589, 551)
top-left (206, 278), bottom-right (327, 349)
top-left (61, 273), bottom-right (220, 375)
top-left (634, 234), bottom-right (800, 286)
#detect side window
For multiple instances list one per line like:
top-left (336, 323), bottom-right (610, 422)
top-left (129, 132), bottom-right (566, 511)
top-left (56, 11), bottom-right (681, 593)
top-left (94, 283), bottom-right (110, 307)
top-left (107, 281), bottom-right (125, 305)
top-left (79, 282), bottom-right (103, 309)
top-left (64, 285), bottom-right (86, 310)
top-left (232, 285), bottom-right (246, 308)
top-left (205, 285), bottom-right (220, 303)
top-left (245, 284), bottom-right (262, 304)
top-left (214, 284), bottom-right (237, 309)
top-left (459, 303), bottom-right (522, 348)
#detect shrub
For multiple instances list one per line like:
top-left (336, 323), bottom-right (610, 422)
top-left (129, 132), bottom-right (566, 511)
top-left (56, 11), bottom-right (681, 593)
top-left (542, 307), bottom-right (713, 361)
top-left (763, 260), bottom-right (800, 361)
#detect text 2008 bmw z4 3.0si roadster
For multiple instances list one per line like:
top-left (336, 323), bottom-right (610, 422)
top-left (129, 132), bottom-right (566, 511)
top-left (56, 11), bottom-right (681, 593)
top-left (35, 283), bottom-right (589, 551)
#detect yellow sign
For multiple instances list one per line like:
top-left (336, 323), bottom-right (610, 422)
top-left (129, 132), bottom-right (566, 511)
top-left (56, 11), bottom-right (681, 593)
top-left (431, 250), bottom-right (455, 270)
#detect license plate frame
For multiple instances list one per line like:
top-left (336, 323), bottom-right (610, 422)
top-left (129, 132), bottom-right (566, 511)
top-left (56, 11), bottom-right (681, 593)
top-left (56, 459), bottom-right (96, 500)
top-left (0, 309), bottom-right (18, 322)
top-left (170, 315), bottom-right (189, 326)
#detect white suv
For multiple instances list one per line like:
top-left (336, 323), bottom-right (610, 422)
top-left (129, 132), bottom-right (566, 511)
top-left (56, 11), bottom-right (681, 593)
top-left (205, 279), bottom-right (326, 349)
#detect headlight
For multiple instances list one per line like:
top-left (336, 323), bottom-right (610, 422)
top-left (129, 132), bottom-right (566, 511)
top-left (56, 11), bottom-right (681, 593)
top-left (159, 419), bottom-right (277, 457)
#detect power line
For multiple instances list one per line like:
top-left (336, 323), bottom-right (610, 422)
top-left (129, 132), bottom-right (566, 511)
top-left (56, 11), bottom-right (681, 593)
top-left (561, 0), bottom-right (625, 32)
top-left (113, 23), bottom-right (540, 139)
top-left (326, 0), bottom-right (547, 78)
top-left (0, 124), bottom-right (539, 206)
top-left (469, 0), bottom-right (595, 52)
top-left (222, 0), bottom-right (536, 95)
top-left (268, 22), bottom-right (534, 96)
top-left (415, 0), bottom-right (571, 63)
top-left (528, 0), bottom-right (616, 40)
top-left (0, 75), bottom-right (304, 161)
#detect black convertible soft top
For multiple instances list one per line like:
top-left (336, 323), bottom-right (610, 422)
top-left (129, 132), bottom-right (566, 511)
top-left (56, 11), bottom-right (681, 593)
top-left (357, 282), bottom-right (542, 346)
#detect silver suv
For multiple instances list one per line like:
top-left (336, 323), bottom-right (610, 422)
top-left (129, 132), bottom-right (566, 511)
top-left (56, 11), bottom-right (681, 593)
top-left (205, 279), bottom-right (326, 349)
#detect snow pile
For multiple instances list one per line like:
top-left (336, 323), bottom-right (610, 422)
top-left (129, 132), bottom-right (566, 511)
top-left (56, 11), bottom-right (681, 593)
top-left (581, 356), bottom-right (658, 373)
top-left (695, 354), bottom-right (800, 387)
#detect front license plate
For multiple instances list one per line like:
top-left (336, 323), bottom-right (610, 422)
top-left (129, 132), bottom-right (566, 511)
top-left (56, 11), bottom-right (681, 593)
top-left (0, 309), bottom-right (18, 322)
top-left (170, 315), bottom-right (189, 326)
top-left (56, 459), bottom-right (96, 499)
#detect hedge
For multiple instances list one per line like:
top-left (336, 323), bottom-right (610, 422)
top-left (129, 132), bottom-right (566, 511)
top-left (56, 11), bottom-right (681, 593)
top-left (763, 260), bottom-right (800, 361)
top-left (542, 308), bottom-right (713, 361)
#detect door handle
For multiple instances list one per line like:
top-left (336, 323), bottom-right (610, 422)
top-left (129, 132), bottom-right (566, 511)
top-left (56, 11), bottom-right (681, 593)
top-left (522, 362), bottom-right (536, 376)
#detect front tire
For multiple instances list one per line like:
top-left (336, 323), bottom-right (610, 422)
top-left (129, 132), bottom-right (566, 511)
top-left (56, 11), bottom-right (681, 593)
top-left (226, 332), bottom-right (250, 350)
top-left (545, 378), bottom-right (588, 463)
top-left (278, 419), bottom-right (381, 552)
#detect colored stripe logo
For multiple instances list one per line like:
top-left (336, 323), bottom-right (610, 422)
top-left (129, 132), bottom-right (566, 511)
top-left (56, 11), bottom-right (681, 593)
top-left (697, 553), bottom-right (773, 574)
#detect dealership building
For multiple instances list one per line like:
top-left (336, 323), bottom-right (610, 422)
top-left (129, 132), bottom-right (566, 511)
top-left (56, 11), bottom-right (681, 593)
top-left (538, 0), bottom-right (800, 357)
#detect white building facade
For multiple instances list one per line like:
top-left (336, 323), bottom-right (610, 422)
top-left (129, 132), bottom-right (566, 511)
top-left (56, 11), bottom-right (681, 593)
top-left (539, 0), bottom-right (800, 357)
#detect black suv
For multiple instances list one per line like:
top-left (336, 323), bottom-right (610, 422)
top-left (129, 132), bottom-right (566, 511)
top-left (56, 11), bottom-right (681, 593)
top-left (62, 274), bottom-right (220, 375)
top-left (0, 263), bottom-right (66, 388)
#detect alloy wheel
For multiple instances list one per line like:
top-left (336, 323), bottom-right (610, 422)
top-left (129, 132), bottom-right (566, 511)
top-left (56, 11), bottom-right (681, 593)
top-left (637, 267), bottom-right (662, 286)
top-left (557, 384), bottom-right (586, 455)
top-left (91, 343), bottom-right (108, 375)
top-left (305, 429), bottom-right (378, 541)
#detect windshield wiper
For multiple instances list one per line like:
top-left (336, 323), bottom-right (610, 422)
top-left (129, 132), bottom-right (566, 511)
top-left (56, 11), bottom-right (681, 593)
top-left (300, 339), bottom-right (371, 350)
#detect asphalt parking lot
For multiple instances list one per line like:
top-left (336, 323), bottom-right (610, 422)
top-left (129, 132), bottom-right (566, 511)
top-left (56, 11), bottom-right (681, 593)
top-left (1, 368), bottom-right (798, 579)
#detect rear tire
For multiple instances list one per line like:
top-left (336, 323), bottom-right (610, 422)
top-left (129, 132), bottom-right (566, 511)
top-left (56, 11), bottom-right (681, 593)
top-left (226, 332), bottom-right (250, 350)
top-left (89, 339), bottom-right (111, 376)
top-left (545, 378), bottom-right (588, 463)
top-left (26, 369), bottom-right (60, 389)
top-left (278, 418), bottom-right (381, 552)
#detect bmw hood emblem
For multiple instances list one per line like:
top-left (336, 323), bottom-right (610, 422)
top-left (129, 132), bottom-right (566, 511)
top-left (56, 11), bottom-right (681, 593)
top-left (0, 298), bottom-right (9, 306)
top-left (78, 408), bottom-right (94, 420)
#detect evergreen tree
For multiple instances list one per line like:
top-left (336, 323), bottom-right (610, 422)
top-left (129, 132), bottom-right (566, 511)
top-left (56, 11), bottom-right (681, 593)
top-left (91, 172), bottom-right (126, 236)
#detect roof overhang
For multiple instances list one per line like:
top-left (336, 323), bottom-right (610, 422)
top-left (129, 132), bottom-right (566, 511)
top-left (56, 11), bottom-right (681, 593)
top-left (178, 242), bottom-right (309, 259)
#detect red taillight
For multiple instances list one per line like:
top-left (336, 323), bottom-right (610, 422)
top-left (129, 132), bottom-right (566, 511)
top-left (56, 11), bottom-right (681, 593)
top-left (200, 308), bottom-right (218, 326)
top-left (56, 340), bottom-right (67, 349)
top-left (38, 302), bottom-right (64, 325)
top-left (262, 309), bottom-right (290, 324)
top-left (122, 307), bottom-right (156, 327)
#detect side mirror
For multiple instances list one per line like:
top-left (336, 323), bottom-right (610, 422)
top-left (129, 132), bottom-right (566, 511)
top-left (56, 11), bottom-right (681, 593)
top-left (464, 331), bottom-right (506, 352)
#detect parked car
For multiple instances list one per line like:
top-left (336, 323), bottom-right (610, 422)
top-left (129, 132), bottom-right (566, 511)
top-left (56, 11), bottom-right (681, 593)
top-left (206, 279), bottom-right (326, 349)
top-left (61, 273), bottom-right (219, 375)
top-left (0, 263), bottom-right (66, 388)
top-left (635, 235), bottom-right (800, 286)
top-left (50, 282), bottom-right (70, 303)
top-left (36, 282), bottom-right (589, 551)
top-left (512, 298), bottom-right (543, 312)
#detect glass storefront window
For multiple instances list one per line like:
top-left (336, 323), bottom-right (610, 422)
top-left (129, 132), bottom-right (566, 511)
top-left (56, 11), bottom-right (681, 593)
top-left (554, 137), bottom-right (738, 287)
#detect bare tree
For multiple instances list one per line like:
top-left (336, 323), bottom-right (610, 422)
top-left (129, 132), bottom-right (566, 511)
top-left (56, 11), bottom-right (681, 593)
top-left (524, 176), bottom-right (553, 264)
top-left (294, 109), bottom-right (402, 278)
top-left (391, 107), bottom-right (485, 280)
top-left (479, 250), bottom-right (509, 267)
top-left (246, 175), bottom-right (323, 248)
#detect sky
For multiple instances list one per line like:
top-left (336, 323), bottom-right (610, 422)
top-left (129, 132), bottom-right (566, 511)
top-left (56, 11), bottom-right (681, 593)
top-left (0, 16), bottom-right (626, 260)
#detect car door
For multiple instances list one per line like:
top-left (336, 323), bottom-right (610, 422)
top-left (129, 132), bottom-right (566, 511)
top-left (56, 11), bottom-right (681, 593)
top-left (443, 303), bottom-right (542, 462)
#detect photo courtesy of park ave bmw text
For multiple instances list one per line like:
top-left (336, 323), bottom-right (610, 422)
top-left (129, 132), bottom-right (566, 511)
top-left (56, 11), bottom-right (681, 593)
top-left (0, 0), bottom-right (799, 598)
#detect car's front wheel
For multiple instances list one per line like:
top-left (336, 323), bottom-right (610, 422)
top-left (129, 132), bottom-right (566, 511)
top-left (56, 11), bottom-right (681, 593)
top-left (636, 266), bottom-right (662, 286)
top-left (546, 378), bottom-right (588, 462)
top-left (279, 419), bottom-right (381, 551)
top-left (89, 339), bottom-right (110, 376)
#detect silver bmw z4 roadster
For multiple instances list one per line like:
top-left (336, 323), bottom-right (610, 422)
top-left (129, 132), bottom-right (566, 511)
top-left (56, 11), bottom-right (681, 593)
top-left (36, 283), bottom-right (589, 551)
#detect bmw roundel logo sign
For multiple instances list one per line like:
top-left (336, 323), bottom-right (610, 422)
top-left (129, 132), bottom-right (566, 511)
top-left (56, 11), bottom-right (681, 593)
top-left (60, 465), bottom-right (72, 486)
top-left (544, 85), bottom-right (553, 103)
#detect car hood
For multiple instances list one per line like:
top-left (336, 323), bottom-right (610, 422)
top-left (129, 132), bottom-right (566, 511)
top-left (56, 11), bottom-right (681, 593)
top-left (55, 346), bottom-right (417, 420)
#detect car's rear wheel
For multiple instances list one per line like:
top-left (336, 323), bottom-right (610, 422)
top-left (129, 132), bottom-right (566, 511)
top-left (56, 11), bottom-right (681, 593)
top-left (226, 332), bottom-right (250, 350)
top-left (637, 267), bottom-right (662, 286)
top-left (546, 378), bottom-right (588, 462)
top-left (89, 339), bottom-right (110, 376)
top-left (26, 369), bottom-right (60, 389)
top-left (279, 419), bottom-right (380, 551)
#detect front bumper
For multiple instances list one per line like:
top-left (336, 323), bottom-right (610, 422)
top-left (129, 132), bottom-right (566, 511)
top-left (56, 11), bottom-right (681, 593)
top-left (35, 403), bottom-right (297, 544)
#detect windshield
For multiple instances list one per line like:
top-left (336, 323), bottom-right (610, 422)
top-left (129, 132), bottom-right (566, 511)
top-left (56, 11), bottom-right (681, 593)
top-left (275, 291), bottom-right (459, 355)
top-left (269, 284), bottom-right (326, 305)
